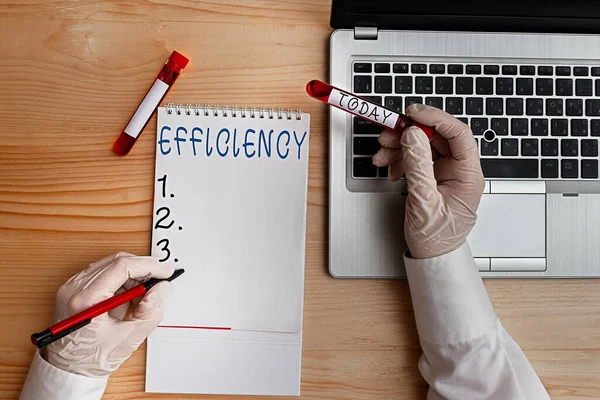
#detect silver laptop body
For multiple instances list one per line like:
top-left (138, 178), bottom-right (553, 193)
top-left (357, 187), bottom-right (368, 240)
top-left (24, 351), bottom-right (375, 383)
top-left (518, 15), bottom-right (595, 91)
top-left (329, 3), bottom-right (600, 278)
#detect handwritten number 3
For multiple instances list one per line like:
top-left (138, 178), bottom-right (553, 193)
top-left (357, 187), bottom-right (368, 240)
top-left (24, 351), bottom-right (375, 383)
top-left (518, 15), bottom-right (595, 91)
top-left (155, 207), bottom-right (174, 230)
top-left (156, 239), bottom-right (171, 262)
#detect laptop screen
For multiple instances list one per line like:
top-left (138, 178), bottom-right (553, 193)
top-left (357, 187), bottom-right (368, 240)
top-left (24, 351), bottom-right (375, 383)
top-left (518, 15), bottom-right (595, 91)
top-left (331, 0), bottom-right (600, 33)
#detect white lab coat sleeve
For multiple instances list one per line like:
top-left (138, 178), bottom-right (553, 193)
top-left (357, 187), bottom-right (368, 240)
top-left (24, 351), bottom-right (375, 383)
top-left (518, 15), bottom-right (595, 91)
top-left (404, 242), bottom-right (550, 400)
top-left (19, 351), bottom-right (108, 400)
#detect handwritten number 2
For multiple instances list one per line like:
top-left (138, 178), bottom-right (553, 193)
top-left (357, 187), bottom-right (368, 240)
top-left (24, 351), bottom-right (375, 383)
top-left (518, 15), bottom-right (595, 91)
top-left (155, 207), bottom-right (174, 229)
top-left (157, 175), bottom-right (167, 198)
top-left (156, 239), bottom-right (171, 262)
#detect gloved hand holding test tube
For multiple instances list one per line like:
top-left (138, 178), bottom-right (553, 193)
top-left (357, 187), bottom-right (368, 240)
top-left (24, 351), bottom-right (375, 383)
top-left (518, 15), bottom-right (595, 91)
top-left (306, 80), bottom-right (434, 139)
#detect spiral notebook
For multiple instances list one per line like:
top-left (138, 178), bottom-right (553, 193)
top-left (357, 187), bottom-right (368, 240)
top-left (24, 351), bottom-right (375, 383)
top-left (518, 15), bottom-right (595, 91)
top-left (146, 104), bottom-right (310, 396)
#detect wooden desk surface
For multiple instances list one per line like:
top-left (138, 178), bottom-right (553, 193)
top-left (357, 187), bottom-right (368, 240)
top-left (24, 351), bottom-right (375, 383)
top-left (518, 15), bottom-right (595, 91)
top-left (1, 1), bottom-right (599, 399)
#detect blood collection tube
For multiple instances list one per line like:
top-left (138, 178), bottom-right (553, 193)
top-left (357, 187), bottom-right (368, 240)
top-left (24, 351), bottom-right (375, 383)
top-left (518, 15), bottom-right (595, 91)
top-left (306, 80), bottom-right (434, 139)
top-left (113, 51), bottom-right (189, 156)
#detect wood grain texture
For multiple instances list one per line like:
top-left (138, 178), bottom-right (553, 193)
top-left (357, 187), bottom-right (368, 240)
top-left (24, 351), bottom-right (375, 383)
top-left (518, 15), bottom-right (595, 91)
top-left (0, 1), bottom-right (599, 399)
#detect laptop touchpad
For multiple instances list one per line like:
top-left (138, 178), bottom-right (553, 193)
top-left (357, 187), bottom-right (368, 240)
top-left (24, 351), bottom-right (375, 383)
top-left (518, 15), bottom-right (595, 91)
top-left (467, 194), bottom-right (546, 258)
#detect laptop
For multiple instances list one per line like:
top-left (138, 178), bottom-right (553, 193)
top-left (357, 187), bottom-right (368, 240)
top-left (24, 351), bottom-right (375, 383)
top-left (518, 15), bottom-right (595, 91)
top-left (329, 0), bottom-right (600, 278)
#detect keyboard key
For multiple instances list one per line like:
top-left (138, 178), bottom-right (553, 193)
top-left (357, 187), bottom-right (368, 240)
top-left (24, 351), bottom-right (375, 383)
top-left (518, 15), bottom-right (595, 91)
top-left (538, 66), bottom-right (553, 76)
top-left (517, 78), bottom-right (534, 95)
top-left (597, 80), bottom-right (600, 96)
top-left (502, 65), bottom-right (517, 75)
top-left (592, 119), bottom-right (600, 136)
top-left (586, 99), bottom-right (600, 116)
top-left (445, 97), bottom-right (463, 115)
top-left (393, 63), bottom-right (408, 73)
top-left (353, 157), bottom-right (377, 177)
top-left (379, 167), bottom-right (388, 178)
top-left (374, 63), bottom-right (390, 73)
top-left (435, 77), bottom-right (453, 94)
top-left (536, 78), bottom-right (553, 95)
top-left (566, 99), bottom-right (583, 116)
top-left (520, 66), bottom-right (535, 75)
top-left (354, 63), bottom-right (371, 73)
top-left (448, 64), bottom-right (464, 74)
top-left (362, 96), bottom-right (382, 105)
top-left (411, 64), bottom-right (427, 74)
top-left (593, 67), bottom-right (600, 76)
top-left (556, 79), bottom-right (573, 96)
top-left (581, 139), bottom-right (598, 157)
top-left (481, 139), bottom-right (498, 155)
top-left (354, 117), bottom-right (384, 135)
top-left (354, 137), bottom-right (381, 155)
top-left (466, 97), bottom-right (484, 115)
top-left (375, 76), bottom-right (392, 93)
top-left (546, 99), bottom-right (564, 116)
top-left (456, 77), bottom-right (474, 94)
top-left (542, 139), bottom-right (559, 156)
top-left (551, 119), bottom-right (569, 136)
top-left (491, 118), bottom-right (509, 135)
top-left (502, 139), bottom-right (518, 156)
top-left (521, 139), bottom-right (539, 156)
top-left (405, 96), bottom-right (423, 106)
top-left (571, 119), bottom-right (588, 136)
top-left (561, 139), bottom-right (578, 156)
top-left (476, 77), bottom-right (493, 95)
top-left (425, 97), bottom-right (443, 109)
top-left (416, 76), bottom-right (433, 94)
top-left (395, 76), bottom-right (413, 93)
top-left (542, 159), bottom-right (559, 178)
top-left (511, 118), bottom-right (528, 136)
top-left (574, 66), bottom-right (589, 76)
top-left (496, 78), bottom-right (514, 95)
top-left (582, 159), bottom-right (599, 179)
top-left (486, 98), bottom-right (503, 115)
top-left (526, 98), bottom-right (544, 116)
top-left (561, 159), bottom-right (578, 178)
top-left (458, 117), bottom-right (469, 125)
top-left (384, 96), bottom-right (403, 112)
top-left (531, 119), bottom-right (548, 136)
top-left (354, 76), bottom-right (372, 93)
top-left (466, 65), bottom-right (481, 74)
top-left (480, 159), bottom-right (538, 178)
top-left (506, 98), bottom-right (524, 115)
top-left (576, 79), bottom-right (593, 96)
top-left (556, 66), bottom-right (571, 76)
top-left (484, 65), bottom-right (500, 75)
top-left (471, 118), bottom-right (488, 135)
top-left (430, 64), bottom-right (445, 74)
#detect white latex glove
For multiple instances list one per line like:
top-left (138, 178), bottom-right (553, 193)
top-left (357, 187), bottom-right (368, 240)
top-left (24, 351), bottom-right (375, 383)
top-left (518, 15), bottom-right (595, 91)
top-left (45, 252), bottom-right (174, 377)
top-left (373, 104), bottom-right (484, 258)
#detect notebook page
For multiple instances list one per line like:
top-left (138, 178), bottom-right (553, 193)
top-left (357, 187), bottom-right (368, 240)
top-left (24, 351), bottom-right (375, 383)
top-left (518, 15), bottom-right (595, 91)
top-left (151, 107), bottom-right (310, 332)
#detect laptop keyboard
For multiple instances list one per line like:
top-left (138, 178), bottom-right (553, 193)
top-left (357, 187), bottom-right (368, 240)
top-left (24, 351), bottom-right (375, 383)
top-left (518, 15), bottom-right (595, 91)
top-left (352, 61), bottom-right (600, 180)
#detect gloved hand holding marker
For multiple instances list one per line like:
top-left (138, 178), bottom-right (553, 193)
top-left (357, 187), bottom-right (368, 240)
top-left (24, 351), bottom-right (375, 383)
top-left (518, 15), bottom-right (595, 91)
top-left (305, 80), bottom-right (435, 139)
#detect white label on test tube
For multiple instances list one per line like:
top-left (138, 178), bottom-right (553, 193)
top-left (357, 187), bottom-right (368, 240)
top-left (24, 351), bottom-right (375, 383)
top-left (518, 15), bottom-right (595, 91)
top-left (328, 89), bottom-right (400, 129)
top-left (124, 79), bottom-right (169, 138)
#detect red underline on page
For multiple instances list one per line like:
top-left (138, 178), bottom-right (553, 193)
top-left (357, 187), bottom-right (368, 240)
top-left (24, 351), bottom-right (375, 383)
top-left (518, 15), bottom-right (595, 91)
top-left (158, 325), bottom-right (232, 330)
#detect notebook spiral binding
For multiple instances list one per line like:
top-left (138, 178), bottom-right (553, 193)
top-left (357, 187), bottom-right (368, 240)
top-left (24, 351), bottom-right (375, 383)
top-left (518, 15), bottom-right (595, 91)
top-left (165, 103), bottom-right (303, 120)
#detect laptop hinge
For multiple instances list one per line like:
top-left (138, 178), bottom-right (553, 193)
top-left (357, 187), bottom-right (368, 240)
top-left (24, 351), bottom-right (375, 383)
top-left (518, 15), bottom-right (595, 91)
top-left (354, 26), bottom-right (378, 40)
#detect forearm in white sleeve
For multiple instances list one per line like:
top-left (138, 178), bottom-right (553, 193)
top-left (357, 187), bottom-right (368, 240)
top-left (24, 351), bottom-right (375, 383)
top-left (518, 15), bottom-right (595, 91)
top-left (19, 351), bottom-right (108, 400)
top-left (404, 242), bottom-right (550, 400)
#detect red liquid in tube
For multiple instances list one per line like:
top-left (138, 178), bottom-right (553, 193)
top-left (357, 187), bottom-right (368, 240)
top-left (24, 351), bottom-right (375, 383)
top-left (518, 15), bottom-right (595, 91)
top-left (306, 80), bottom-right (434, 139)
top-left (113, 51), bottom-right (189, 156)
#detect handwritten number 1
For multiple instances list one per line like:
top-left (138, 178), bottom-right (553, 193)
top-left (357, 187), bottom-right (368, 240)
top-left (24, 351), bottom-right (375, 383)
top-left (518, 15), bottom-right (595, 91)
top-left (157, 175), bottom-right (167, 198)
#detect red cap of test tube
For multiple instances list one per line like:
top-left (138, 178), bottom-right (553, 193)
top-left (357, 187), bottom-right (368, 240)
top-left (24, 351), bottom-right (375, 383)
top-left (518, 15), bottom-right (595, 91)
top-left (169, 51), bottom-right (189, 69)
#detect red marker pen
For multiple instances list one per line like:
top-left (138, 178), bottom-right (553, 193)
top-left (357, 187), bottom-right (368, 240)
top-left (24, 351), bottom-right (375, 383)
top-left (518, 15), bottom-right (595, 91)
top-left (30, 269), bottom-right (185, 349)
top-left (113, 51), bottom-right (189, 156)
top-left (306, 80), bottom-right (434, 139)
